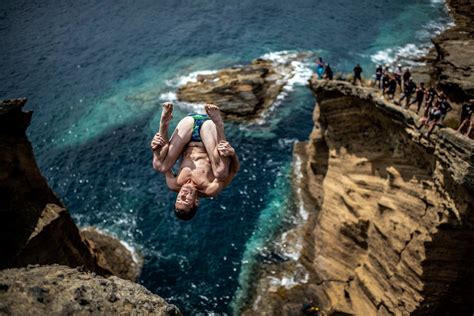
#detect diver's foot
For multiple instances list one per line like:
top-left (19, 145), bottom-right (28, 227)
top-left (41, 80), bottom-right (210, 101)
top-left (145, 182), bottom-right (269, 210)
top-left (205, 103), bottom-right (223, 126)
top-left (161, 102), bottom-right (173, 124)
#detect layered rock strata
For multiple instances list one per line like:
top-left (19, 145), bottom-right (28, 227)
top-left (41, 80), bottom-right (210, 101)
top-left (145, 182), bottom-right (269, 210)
top-left (0, 265), bottom-right (180, 315)
top-left (177, 55), bottom-right (306, 119)
top-left (241, 80), bottom-right (474, 315)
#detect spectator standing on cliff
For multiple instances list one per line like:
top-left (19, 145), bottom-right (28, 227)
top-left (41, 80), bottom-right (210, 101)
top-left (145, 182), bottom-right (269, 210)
top-left (387, 75), bottom-right (397, 100)
top-left (437, 92), bottom-right (452, 123)
top-left (398, 78), bottom-right (416, 107)
top-left (423, 86), bottom-right (438, 117)
top-left (353, 64), bottom-right (363, 86)
top-left (315, 57), bottom-right (325, 79)
top-left (324, 64), bottom-right (333, 80)
top-left (409, 82), bottom-right (426, 114)
top-left (402, 68), bottom-right (411, 91)
top-left (381, 66), bottom-right (390, 95)
top-left (418, 103), bottom-right (442, 139)
top-left (457, 99), bottom-right (473, 136)
top-left (395, 64), bottom-right (403, 89)
top-left (375, 65), bottom-right (383, 89)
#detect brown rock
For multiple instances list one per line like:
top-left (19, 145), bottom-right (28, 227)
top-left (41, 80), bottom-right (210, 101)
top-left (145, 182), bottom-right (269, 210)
top-left (412, 0), bottom-right (474, 103)
top-left (239, 80), bottom-right (474, 315)
top-left (0, 99), bottom-right (104, 274)
top-left (81, 227), bottom-right (143, 282)
top-left (0, 265), bottom-right (181, 315)
top-left (176, 56), bottom-right (304, 120)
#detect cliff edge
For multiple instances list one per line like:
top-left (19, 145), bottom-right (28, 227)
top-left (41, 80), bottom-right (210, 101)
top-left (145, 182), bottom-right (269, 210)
top-left (0, 99), bottom-right (179, 314)
top-left (240, 80), bottom-right (473, 315)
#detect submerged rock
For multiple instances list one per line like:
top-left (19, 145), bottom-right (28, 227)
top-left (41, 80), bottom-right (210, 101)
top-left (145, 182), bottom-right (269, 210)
top-left (0, 265), bottom-right (181, 315)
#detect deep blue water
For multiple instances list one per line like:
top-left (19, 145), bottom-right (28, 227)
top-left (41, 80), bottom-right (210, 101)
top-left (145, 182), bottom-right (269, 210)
top-left (1, 0), bottom-right (451, 314)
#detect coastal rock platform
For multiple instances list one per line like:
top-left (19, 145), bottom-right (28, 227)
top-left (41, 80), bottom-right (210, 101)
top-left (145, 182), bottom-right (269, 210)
top-left (177, 54), bottom-right (309, 120)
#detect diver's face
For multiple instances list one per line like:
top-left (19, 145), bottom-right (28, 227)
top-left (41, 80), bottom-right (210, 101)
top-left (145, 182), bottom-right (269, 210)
top-left (175, 185), bottom-right (196, 211)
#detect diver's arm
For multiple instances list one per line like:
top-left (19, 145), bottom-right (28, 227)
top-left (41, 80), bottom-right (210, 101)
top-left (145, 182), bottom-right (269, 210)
top-left (203, 152), bottom-right (239, 197)
top-left (165, 170), bottom-right (179, 192)
top-left (152, 134), bottom-right (170, 173)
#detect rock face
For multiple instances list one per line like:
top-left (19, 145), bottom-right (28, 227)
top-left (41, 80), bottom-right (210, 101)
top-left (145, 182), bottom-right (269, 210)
top-left (80, 227), bottom-right (142, 282)
top-left (0, 99), bottom-right (104, 273)
top-left (177, 56), bottom-right (301, 119)
top-left (414, 0), bottom-right (474, 103)
top-left (0, 265), bottom-right (181, 316)
top-left (0, 99), bottom-right (178, 314)
top-left (240, 80), bottom-right (474, 315)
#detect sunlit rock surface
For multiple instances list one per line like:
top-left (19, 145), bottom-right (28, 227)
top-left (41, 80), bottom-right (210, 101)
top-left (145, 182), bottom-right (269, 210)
top-left (240, 80), bottom-right (473, 315)
top-left (177, 54), bottom-right (310, 120)
top-left (0, 265), bottom-right (181, 316)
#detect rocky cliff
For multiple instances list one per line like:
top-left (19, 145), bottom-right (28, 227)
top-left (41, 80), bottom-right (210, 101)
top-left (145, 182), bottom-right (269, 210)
top-left (0, 265), bottom-right (180, 315)
top-left (240, 80), bottom-right (474, 315)
top-left (0, 99), bottom-right (104, 272)
top-left (414, 0), bottom-right (474, 103)
top-left (0, 98), bottom-right (179, 314)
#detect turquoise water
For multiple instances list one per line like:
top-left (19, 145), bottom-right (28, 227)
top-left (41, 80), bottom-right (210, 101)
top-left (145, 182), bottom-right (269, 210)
top-left (1, 0), bottom-right (451, 313)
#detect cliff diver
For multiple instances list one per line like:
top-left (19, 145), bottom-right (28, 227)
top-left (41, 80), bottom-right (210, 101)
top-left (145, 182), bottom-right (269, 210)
top-left (150, 103), bottom-right (240, 221)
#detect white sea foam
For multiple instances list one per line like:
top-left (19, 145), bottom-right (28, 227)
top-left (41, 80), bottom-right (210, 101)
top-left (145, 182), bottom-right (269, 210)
top-left (159, 91), bottom-right (177, 102)
top-left (253, 51), bottom-right (313, 125)
top-left (370, 43), bottom-right (429, 67)
top-left (165, 69), bottom-right (218, 87)
top-left (119, 239), bottom-right (141, 265)
top-left (370, 9), bottom-right (454, 68)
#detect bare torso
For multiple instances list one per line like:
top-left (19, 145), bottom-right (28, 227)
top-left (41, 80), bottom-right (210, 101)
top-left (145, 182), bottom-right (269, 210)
top-left (176, 142), bottom-right (215, 194)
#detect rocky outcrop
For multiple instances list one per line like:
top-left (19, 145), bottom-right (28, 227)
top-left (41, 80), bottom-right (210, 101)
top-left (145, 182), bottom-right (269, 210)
top-left (80, 227), bottom-right (142, 282)
top-left (0, 265), bottom-right (180, 315)
top-left (413, 0), bottom-right (474, 103)
top-left (177, 54), bottom-right (307, 119)
top-left (240, 80), bottom-right (474, 315)
top-left (0, 99), bottom-right (105, 273)
top-left (0, 98), bottom-right (178, 314)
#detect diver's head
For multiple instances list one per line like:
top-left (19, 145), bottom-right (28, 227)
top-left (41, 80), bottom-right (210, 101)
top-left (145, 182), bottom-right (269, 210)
top-left (175, 183), bottom-right (199, 221)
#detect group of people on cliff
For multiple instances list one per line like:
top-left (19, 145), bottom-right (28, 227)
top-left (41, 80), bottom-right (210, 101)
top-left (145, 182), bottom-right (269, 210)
top-left (373, 64), bottom-right (472, 138)
top-left (314, 58), bottom-right (472, 139)
top-left (314, 57), bottom-right (333, 80)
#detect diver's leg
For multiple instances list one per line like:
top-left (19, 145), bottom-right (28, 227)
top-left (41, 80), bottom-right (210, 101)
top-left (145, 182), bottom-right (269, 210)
top-left (160, 116), bottom-right (194, 172)
top-left (201, 104), bottom-right (230, 178)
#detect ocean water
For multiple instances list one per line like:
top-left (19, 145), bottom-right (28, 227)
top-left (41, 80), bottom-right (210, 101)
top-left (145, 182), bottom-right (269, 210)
top-left (1, 0), bottom-right (451, 314)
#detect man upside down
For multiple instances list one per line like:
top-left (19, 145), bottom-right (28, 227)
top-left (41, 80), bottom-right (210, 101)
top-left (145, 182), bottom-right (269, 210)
top-left (151, 102), bottom-right (240, 220)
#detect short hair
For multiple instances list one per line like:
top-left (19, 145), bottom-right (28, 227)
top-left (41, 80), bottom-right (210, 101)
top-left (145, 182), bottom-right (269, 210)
top-left (175, 205), bottom-right (198, 221)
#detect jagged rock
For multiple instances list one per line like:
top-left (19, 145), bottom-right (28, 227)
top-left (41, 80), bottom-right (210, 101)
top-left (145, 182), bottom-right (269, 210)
top-left (176, 55), bottom-right (303, 119)
top-left (0, 99), bottom-right (104, 273)
top-left (0, 265), bottom-right (181, 315)
top-left (412, 0), bottom-right (474, 103)
top-left (240, 80), bottom-right (474, 316)
top-left (80, 228), bottom-right (143, 282)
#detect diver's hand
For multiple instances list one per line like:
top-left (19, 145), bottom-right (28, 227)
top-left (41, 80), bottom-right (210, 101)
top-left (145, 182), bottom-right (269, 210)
top-left (217, 140), bottom-right (235, 157)
top-left (151, 133), bottom-right (167, 151)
